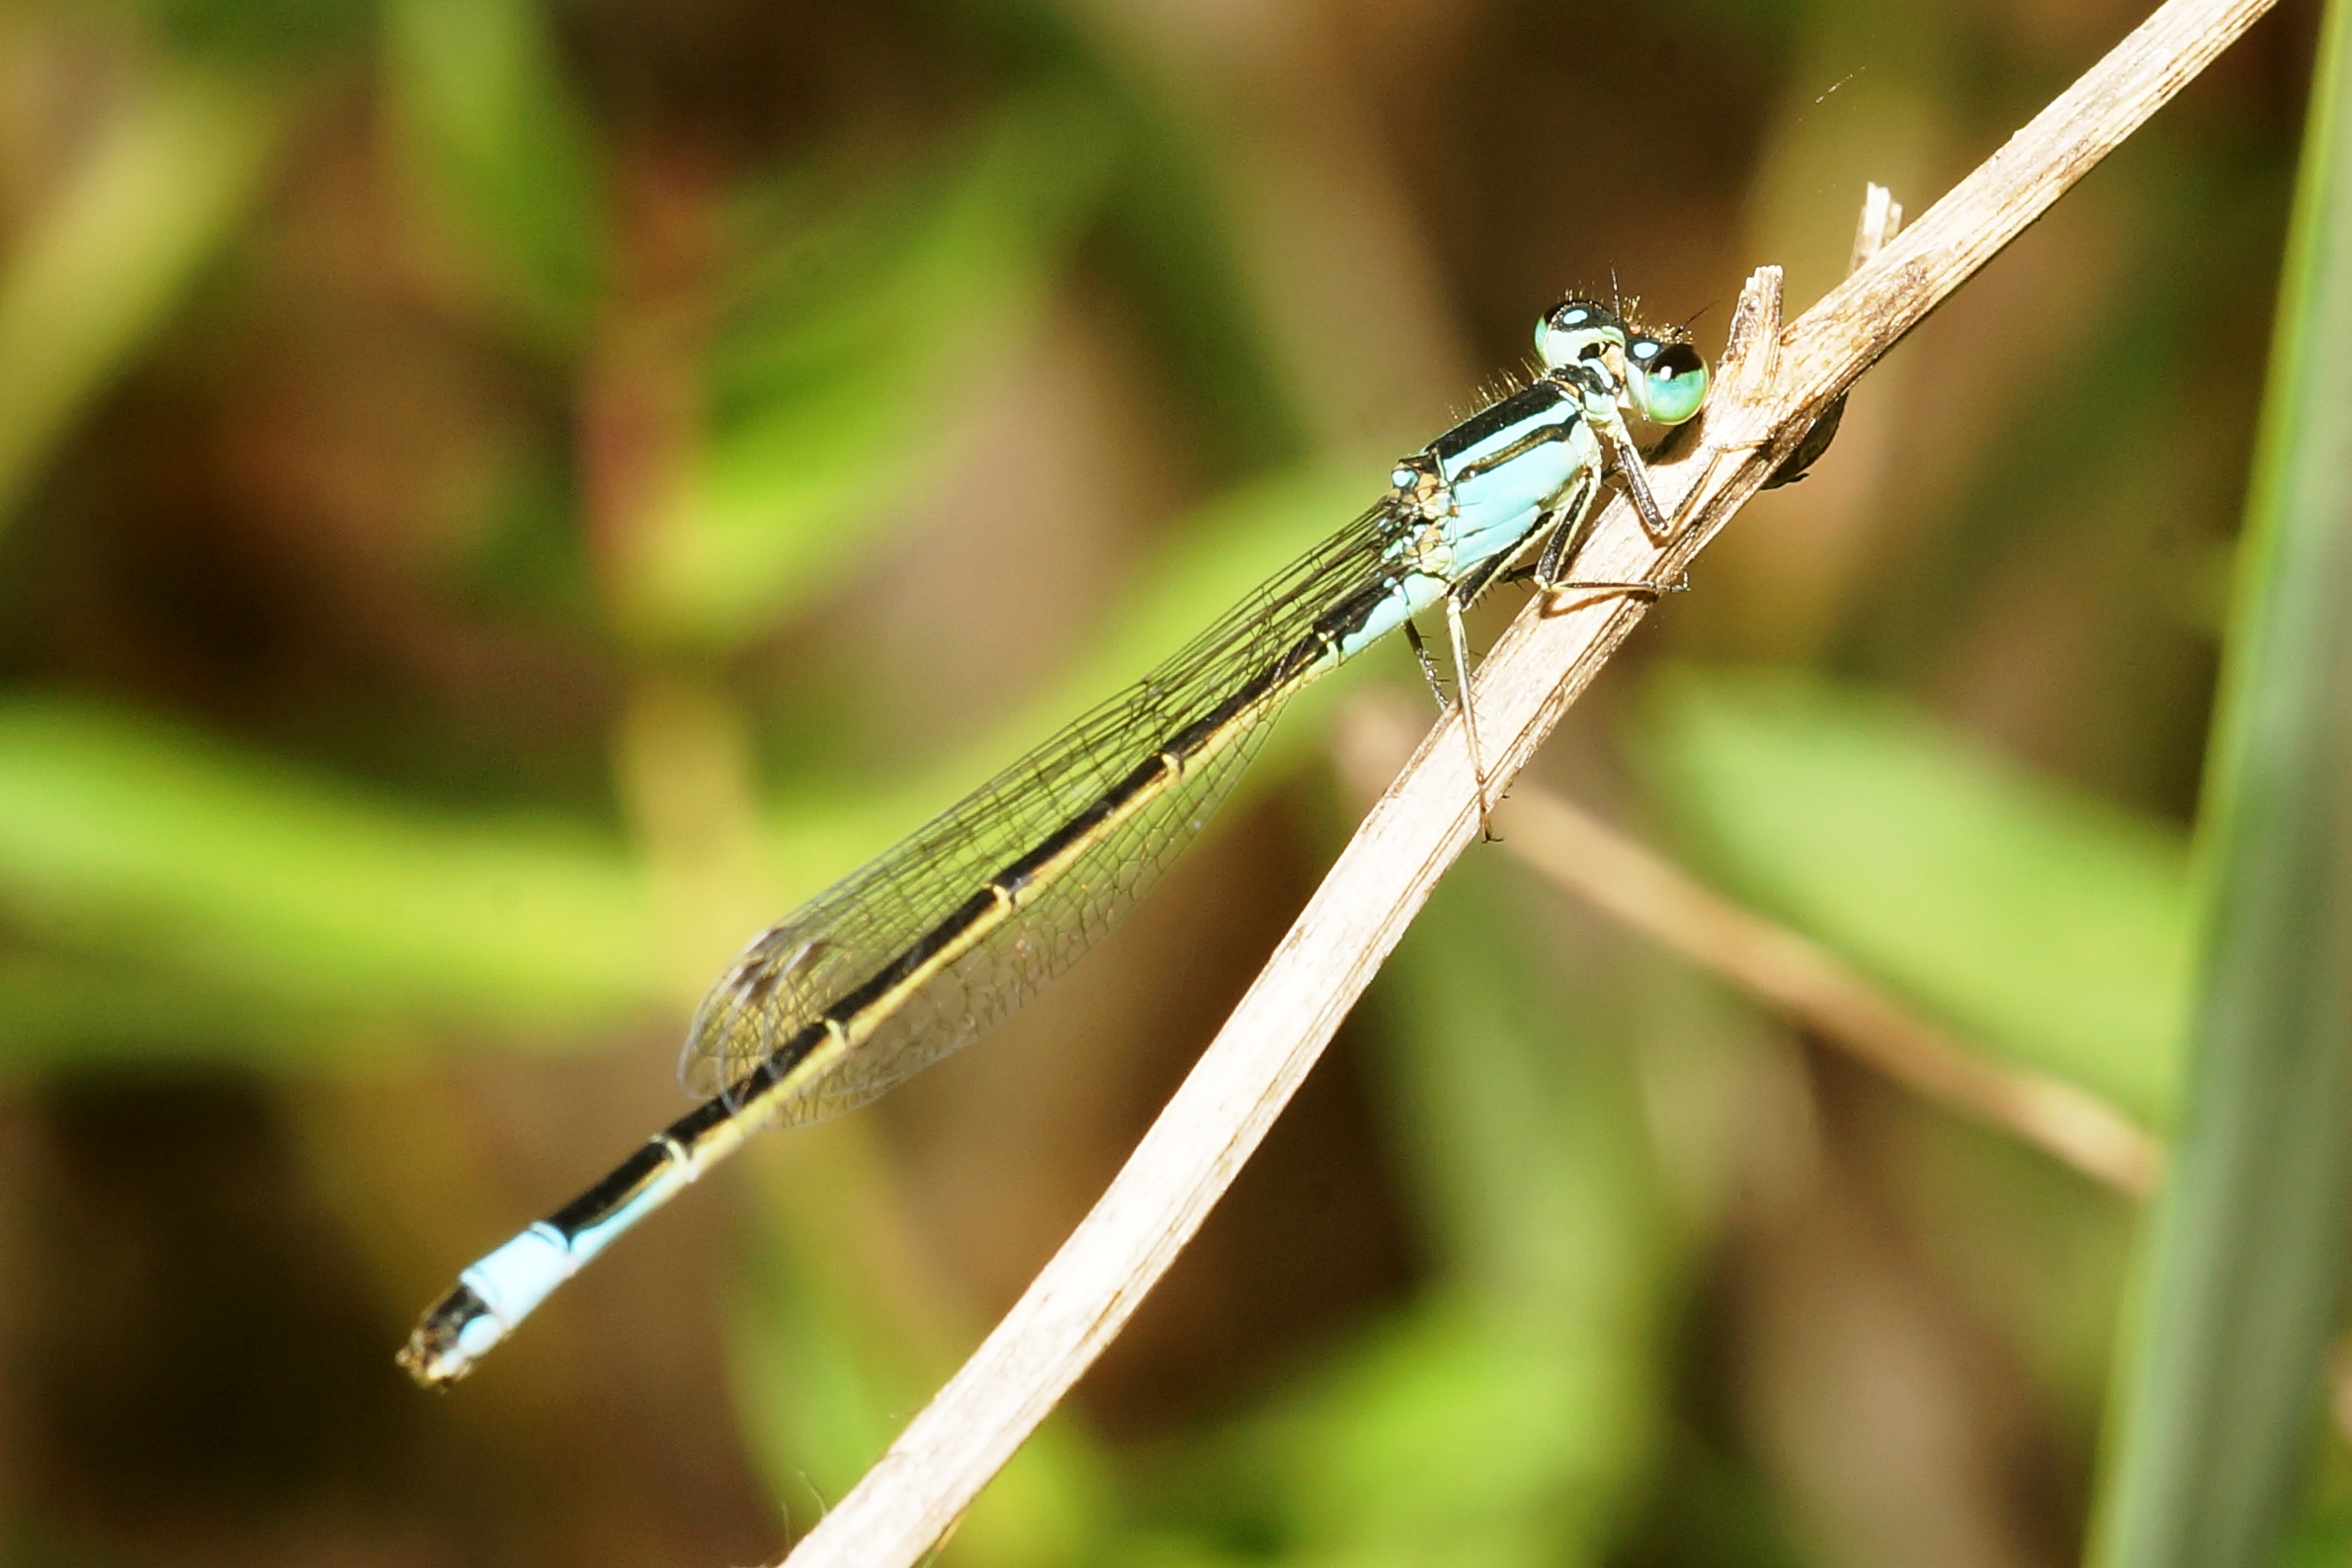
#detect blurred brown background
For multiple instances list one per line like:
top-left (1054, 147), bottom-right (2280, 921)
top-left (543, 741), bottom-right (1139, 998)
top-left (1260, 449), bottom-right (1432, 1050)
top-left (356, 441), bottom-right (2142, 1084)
top-left (0, 1), bottom-right (2328, 1565)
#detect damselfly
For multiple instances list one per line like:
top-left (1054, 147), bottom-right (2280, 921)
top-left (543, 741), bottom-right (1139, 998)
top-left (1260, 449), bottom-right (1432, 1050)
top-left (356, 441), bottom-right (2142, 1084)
top-left (399, 293), bottom-right (1709, 1387)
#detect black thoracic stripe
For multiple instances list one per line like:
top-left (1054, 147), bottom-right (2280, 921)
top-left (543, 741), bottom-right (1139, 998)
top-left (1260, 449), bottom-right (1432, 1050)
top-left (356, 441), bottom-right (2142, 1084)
top-left (1431, 380), bottom-right (1570, 461)
top-left (1450, 413), bottom-right (1584, 488)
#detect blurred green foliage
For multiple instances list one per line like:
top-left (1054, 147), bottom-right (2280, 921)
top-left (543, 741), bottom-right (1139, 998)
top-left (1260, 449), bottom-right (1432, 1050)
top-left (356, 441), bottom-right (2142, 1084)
top-left (0, 64), bottom-right (276, 530)
top-left (643, 89), bottom-right (1123, 646)
top-left (1639, 668), bottom-right (2191, 1126)
top-left (0, 697), bottom-right (664, 1055)
top-left (383, 0), bottom-right (606, 345)
top-left (125, 0), bottom-right (374, 60)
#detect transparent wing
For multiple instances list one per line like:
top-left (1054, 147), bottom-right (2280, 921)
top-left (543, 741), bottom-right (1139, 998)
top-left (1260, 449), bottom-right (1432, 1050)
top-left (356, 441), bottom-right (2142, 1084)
top-left (682, 493), bottom-right (1409, 1124)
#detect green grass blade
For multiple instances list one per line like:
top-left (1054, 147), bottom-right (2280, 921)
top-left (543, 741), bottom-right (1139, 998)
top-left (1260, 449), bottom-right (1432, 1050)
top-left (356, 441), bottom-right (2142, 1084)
top-left (0, 699), bottom-right (665, 1051)
top-left (1638, 667), bottom-right (2192, 1126)
top-left (2087, 1), bottom-right (2352, 1562)
top-left (380, 0), bottom-right (605, 349)
top-left (627, 89), bottom-right (1122, 648)
top-left (0, 66), bottom-right (276, 533)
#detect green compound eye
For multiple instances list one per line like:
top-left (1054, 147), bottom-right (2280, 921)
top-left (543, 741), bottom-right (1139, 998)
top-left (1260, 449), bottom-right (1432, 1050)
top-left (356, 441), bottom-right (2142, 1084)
top-left (1535, 299), bottom-right (1617, 371)
top-left (1630, 339), bottom-right (1708, 425)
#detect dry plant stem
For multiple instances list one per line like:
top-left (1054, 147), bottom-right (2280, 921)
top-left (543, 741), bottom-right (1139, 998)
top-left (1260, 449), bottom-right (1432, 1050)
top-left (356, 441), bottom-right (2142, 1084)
top-left (779, 2), bottom-right (2275, 1560)
top-left (1851, 183), bottom-right (1905, 275)
top-left (1499, 783), bottom-right (2162, 1196)
top-left (1334, 698), bottom-right (2160, 1197)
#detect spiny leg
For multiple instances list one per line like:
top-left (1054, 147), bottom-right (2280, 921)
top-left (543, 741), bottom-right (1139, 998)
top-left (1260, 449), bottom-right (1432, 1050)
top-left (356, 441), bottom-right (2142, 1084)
top-left (1442, 588), bottom-right (1498, 838)
top-left (1536, 573), bottom-right (1690, 602)
top-left (1401, 617), bottom-right (1449, 712)
top-left (1526, 545), bottom-right (1692, 602)
top-left (1518, 410), bottom-right (1691, 600)
top-left (1521, 470), bottom-right (1599, 591)
top-left (1517, 480), bottom-right (1688, 603)
top-left (1593, 419), bottom-right (1676, 544)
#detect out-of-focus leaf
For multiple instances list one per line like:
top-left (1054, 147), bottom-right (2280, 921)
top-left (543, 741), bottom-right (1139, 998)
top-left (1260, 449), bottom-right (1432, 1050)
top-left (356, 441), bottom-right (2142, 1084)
top-left (0, 66), bottom-right (277, 532)
top-left (2271, 1457), bottom-right (2352, 1568)
top-left (380, 0), bottom-right (604, 347)
top-left (626, 88), bottom-right (1123, 648)
top-left (2088, 3), bottom-right (2352, 1563)
top-left (1639, 667), bottom-right (2192, 1125)
top-left (128, 0), bottom-right (372, 59)
top-left (0, 699), bottom-right (664, 1053)
top-left (1273, 1299), bottom-right (1652, 1568)
top-left (0, 946), bottom-right (346, 1065)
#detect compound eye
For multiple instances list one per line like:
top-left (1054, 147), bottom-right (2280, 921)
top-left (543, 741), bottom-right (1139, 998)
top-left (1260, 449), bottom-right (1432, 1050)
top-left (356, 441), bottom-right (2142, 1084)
top-left (1534, 301), bottom-right (1609, 369)
top-left (1631, 340), bottom-right (1708, 425)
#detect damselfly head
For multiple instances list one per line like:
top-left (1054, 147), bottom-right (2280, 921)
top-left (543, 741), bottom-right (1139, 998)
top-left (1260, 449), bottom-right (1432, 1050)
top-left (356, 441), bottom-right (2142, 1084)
top-left (1538, 294), bottom-right (1708, 426)
top-left (1534, 296), bottom-right (1626, 371)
